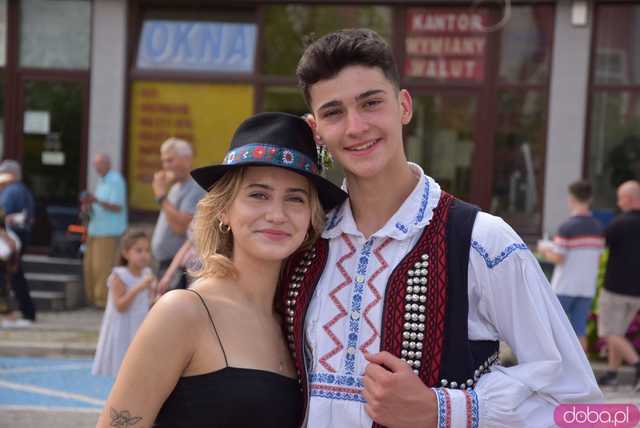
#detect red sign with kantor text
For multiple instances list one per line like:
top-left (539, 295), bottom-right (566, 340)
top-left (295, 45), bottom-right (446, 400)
top-left (405, 8), bottom-right (488, 81)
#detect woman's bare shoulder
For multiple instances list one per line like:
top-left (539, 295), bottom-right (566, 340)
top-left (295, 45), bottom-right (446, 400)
top-left (188, 277), bottom-right (238, 306)
top-left (150, 279), bottom-right (233, 321)
top-left (151, 288), bottom-right (211, 325)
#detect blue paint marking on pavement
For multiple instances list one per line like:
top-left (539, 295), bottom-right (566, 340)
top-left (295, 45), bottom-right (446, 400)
top-left (0, 386), bottom-right (99, 408)
top-left (0, 356), bottom-right (114, 409)
top-left (0, 356), bottom-right (85, 369)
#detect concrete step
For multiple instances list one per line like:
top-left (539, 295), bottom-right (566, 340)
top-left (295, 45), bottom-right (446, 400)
top-left (22, 254), bottom-right (83, 276)
top-left (0, 328), bottom-right (98, 357)
top-left (25, 272), bottom-right (84, 310)
top-left (0, 308), bottom-right (101, 357)
top-left (26, 272), bottom-right (81, 290)
top-left (2, 407), bottom-right (100, 428)
top-left (31, 290), bottom-right (66, 311)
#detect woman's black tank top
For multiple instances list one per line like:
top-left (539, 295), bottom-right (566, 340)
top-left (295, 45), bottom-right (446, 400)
top-left (153, 289), bottom-right (303, 428)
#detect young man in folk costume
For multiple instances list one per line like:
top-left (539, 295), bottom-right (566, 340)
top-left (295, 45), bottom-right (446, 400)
top-left (280, 29), bottom-right (601, 428)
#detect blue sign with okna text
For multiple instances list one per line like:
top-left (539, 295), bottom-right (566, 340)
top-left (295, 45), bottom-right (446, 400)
top-left (137, 20), bottom-right (257, 73)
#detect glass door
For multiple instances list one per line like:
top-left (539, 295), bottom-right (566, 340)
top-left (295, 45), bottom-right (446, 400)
top-left (19, 79), bottom-right (87, 246)
top-left (405, 92), bottom-right (479, 203)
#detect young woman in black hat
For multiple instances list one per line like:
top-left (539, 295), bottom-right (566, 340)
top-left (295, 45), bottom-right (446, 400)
top-left (96, 112), bottom-right (347, 428)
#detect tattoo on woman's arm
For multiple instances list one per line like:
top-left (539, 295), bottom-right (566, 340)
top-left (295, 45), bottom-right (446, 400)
top-left (110, 407), bottom-right (143, 427)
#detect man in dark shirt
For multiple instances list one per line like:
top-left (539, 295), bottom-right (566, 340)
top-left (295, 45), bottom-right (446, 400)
top-left (598, 180), bottom-right (640, 388)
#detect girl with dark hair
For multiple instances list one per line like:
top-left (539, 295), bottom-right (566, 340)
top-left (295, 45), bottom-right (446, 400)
top-left (92, 229), bottom-right (156, 377)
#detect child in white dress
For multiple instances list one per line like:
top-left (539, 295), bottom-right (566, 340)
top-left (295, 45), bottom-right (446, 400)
top-left (92, 229), bottom-right (156, 377)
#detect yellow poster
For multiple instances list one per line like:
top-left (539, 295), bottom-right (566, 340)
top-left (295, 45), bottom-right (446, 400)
top-left (128, 81), bottom-right (253, 210)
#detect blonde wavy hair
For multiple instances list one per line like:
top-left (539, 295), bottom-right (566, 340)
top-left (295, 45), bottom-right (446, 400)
top-left (191, 167), bottom-right (326, 279)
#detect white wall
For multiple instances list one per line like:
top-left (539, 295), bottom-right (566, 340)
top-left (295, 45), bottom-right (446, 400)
top-left (87, 0), bottom-right (127, 190)
top-left (543, 1), bottom-right (593, 236)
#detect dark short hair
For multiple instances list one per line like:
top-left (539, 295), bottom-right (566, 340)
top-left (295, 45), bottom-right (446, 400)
top-left (568, 180), bottom-right (592, 203)
top-left (296, 28), bottom-right (399, 107)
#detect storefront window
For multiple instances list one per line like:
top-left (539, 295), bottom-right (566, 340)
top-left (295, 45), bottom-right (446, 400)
top-left (593, 5), bottom-right (640, 85)
top-left (406, 94), bottom-right (477, 202)
top-left (485, 4), bottom-right (552, 236)
top-left (20, 0), bottom-right (91, 69)
top-left (498, 5), bottom-right (554, 84)
top-left (22, 81), bottom-right (83, 204)
top-left (588, 4), bottom-right (640, 212)
top-left (490, 90), bottom-right (547, 234)
top-left (128, 81), bottom-right (253, 210)
top-left (588, 92), bottom-right (640, 210)
top-left (402, 4), bottom-right (551, 236)
top-left (22, 81), bottom-right (86, 247)
top-left (263, 86), bottom-right (306, 115)
top-left (262, 5), bottom-right (391, 76)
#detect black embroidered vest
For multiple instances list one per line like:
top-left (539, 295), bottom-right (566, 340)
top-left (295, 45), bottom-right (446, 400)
top-left (279, 192), bottom-right (499, 426)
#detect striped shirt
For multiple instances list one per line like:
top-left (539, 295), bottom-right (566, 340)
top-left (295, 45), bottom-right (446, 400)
top-left (550, 215), bottom-right (604, 297)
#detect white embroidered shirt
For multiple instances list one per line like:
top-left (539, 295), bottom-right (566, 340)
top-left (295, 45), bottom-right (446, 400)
top-left (304, 164), bottom-right (602, 428)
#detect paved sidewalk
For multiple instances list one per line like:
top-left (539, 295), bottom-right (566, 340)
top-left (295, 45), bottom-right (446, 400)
top-left (0, 311), bottom-right (105, 427)
top-left (0, 355), bottom-right (112, 427)
top-left (0, 308), bottom-right (102, 357)
top-left (3, 407), bottom-right (100, 428)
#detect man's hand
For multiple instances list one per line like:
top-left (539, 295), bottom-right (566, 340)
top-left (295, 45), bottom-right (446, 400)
top-left (152, 171), bottom-right (169, 198)
top-left (79, 191), bottom-right (96, 205)
top-left (152, 170), bottom-right (176, 199)
top-left (79, 191), bottom-right (95, 215)
top-left (363, 351), bottom-right (438, 428)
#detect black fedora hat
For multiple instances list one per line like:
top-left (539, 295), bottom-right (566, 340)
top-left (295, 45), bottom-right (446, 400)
top-left (191, 112), bottom-right (347, 211)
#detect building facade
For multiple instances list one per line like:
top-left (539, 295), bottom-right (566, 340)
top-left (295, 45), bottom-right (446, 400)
top-left (0, 0), bottom-right (637, 245)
